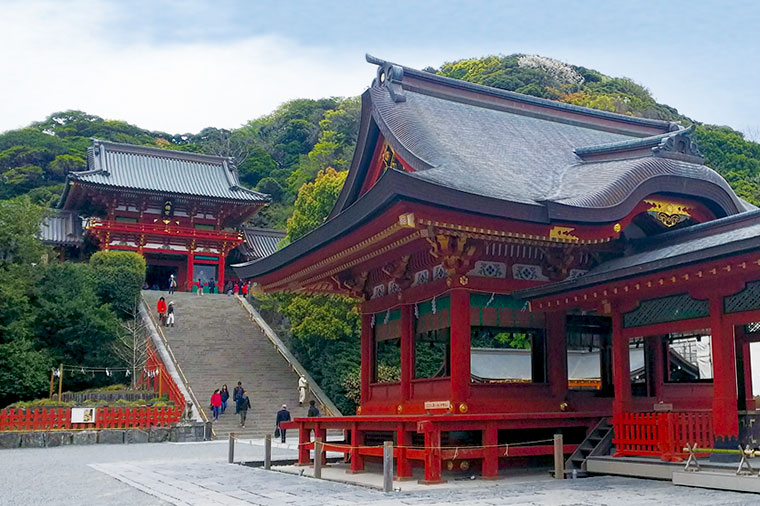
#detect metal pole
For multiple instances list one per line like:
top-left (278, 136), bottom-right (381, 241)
top-left (57, 363), bottom-right (63, 401)
top-left (554, 433), bottom-right (564, 479)
top-left (158, 368), bottom-right (163, 398)
top-left (49, 369), bottom-right (55, 399)
top-left (383, 440), bottom-right (394, 492)
top-left (228, 433), bottom-right (235, 464)
top-left (264, 433), bottom-right (272, 470)
top-left (314, 437), bottom-right (323, 479)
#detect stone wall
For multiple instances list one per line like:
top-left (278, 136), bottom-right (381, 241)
top-left (0, 421), bottom-right (210, 449)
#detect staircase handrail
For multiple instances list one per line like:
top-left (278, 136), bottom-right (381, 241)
top-left (235, 295), bottom-right (343, 417)
top-left (140, 293), bottom-right (211, 427)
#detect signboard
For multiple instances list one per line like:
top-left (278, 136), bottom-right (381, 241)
top-left (653, 402), bottom-right (674, 412)
top-left (71, 407), bottom-right (96, 424)
top-left (424, 401), bottom-right (451, 411)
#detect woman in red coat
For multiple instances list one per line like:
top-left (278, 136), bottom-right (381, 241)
top-left (210, 389), bottom-right (222, 421)
top-left (157, 297), bottom-right (167, 324)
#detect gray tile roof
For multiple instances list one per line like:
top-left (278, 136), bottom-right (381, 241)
top-left (39, 210), bottom-right (84, 246)
top-left (239, 227), bottom-right (286, 260)
top-left (69, 140), bottom-right (268, 202)
top-left (362, 57), bottom-right (747, 218)
top-left (515, 209), bottom-right (760, 300)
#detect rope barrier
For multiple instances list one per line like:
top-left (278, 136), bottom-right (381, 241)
top-left (229, 435), bottom-right (553, 451)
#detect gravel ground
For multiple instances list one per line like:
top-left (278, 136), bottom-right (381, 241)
top-left (3, 440), bottom-right (760, 505)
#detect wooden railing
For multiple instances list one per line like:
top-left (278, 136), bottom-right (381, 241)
top-left (0, 341), bottom-right (185, 433)
top-left (613, 411), bottom-right (713, 461)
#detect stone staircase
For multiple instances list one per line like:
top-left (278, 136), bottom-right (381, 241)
top-left (142, 290), bottom-right (317, 439)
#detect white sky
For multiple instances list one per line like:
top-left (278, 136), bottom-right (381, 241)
top-left (1, 1), bottom-right (759, 137)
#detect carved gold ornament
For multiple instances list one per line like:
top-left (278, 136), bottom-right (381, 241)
top-left (645, 199), bottom-right (691, 228)
top-left (548, 226), bottom-right (580, 242)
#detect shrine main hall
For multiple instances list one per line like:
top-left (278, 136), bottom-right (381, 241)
top-left (234, 56), bottom-right (760, 482)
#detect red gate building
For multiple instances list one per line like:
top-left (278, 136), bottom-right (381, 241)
top-left (58, 140), bottom-right (269, 290)
top-left (233, 56), bottom-right (757, 480)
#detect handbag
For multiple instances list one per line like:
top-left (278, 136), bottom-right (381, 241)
top-left (274, 426), bottom-right (281, 438)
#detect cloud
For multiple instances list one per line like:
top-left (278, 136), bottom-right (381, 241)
top-left (0, 0), bottom-right (372, 134)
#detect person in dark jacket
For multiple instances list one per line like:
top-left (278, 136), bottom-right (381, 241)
top-left (220, 384), bottom-right (230, 414)
top-left (307, 400), bottom-right (320, 417)
top-left (237, 391), bottom-right (251, 428)
top-left (233, 381), bottom-right (243, 413)
top-left (275, 404), bottom-right (291, 443)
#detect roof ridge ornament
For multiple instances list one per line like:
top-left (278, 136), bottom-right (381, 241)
top-left (651, 126), bottom-right (703, 162)
top-left (368, 54), bottom-right (406, 103)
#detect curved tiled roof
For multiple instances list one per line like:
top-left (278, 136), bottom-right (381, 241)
top-left (356, 57), bottom-right (747, 220)
top-left (67, 140), bottom-right (268, 203)
top-left (39, 210), bottom-right (84, 246)
top-left (239, 227), bottom-right (286, 260)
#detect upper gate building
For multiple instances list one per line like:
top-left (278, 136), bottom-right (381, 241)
top-left (235, 55), bottom-right (759, 481)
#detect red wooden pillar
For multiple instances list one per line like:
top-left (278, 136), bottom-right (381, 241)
top-left (360, 313), bottom-right (372, 406)
top-left (449, 289), bottom-right (471, 409)
top-left (709, 296), bottom-right (739, 451)
top-left (396, 424), bottom-right (413, 479)
top-left (186, 253), bottom-right (194, 291)
top-left (546, 311), bottom-right (568, 401)
top-left (419, 422), bottom-right (445, 484)
top-left (482, 422), bottom-right (499, 479)
top-left (611, 308), bottom-right (632, 419)
top-left (400, 305), bottom-right (413, 403)
top-left (217, 254), bottom-right (225, 292)
top-left (348, 423), bottom-right (365, 473)
top-left (298, 426), bottom-right (310, 465)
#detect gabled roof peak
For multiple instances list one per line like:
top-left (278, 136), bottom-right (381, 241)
top-left (366, 54), bottom-right (677, 136)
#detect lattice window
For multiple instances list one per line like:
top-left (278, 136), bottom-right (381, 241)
top-left (623, 293), bottom-right (709, 328)
top-left (724, 281), bottom-right (760, 314)
top-left (746, 322), bottom-right (760, 334)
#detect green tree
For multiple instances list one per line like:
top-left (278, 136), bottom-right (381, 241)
top-left (284, 167), bottom-right (347, 243)
top-left (0, 196), bottom-right (49, 267)
top-left (89, 251), bottom-right (147, 316)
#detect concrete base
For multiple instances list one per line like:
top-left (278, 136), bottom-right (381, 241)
top-left (587, 456), bottom-right (675, 480)
top-left (674, 470), bottom-right (760, 493)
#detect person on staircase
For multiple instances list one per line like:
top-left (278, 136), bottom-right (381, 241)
top-left (298, 376), bottom-right (308, 406)
top-left (168, 274), bottom-right (177, 295)
top-left (307, 400), bottom-right (320, 417)
top-left (241, 281), bottom-right (248, 298)
top-left (166, 301), bottom-right (175, 327)
top-left (210, 389), bottom-right (222, 422)
top-left (220, 384), bottom-right (229, 414)
top-left (233, 381), bottom-right (243, 411)
top-left (233, 282), bottom-right (239, 296)
top-left (208, 279), bottom-right (216, 294)
top-left (157, 297), bottom-right (167, 325)
top-left (275, 404), bottom-right (291, 444)
top-left (196, 278), bottom-right (204, 296)
top-left (237, 391), bottom-right (251, 428)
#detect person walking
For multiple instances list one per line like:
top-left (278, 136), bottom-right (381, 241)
top-left (208, 279), bottom-right (216, 294)
top-left (233, 381), bottom-right (243, 413)
top-left (168, 274), bottom-right (177, 294)
top-left (166, 301), bottom-right (175, 327)
top-left (220, 384), bottom-right (229, 414)
top-left (307, 400), bottom-right (320, 417)
top-left (298, 376), bottom-right (308, 407)
top-left (237, 391), bottom-right (251, 428)
top-left (210, 389), bottom-right (222, 422)
top-left (233, 282), bottom-right (239, 295)
top-left (196, 278), bottom-right (204, 296)
top-left (157, 296), bottom-right (167, 325)
top-left (241, 282), bottom-right (248, 297)
top-left (275, 404), bottom-right (291, 443)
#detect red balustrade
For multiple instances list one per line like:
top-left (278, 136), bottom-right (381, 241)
top-left (613, 411), bottom-right (713, 461)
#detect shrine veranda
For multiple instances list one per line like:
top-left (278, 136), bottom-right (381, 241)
top-left (232, 56), bottom-right (760, 482)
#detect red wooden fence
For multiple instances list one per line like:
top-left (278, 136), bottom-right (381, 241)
top-left (0, 340), bottom-right (185, 432)
top-left (613, 411), bottom-right (713, 461)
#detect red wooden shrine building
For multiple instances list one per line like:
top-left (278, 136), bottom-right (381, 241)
top-left (54, 140), bottom-right (270, 290)
top-left (234, 56), bottom-right (759, 481)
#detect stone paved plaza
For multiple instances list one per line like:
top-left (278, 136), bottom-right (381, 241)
top-left (2, 439), bottom-right (759, 505)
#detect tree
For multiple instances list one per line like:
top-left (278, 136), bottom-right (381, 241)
top-left (89, 251), bottom-right (146, 316)
top-left (111, 303), bottom-right (151, 388)
top-left (284, 167), bottom-right (347, 243)
top-left (0, 196), bottom-right (49, 267)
